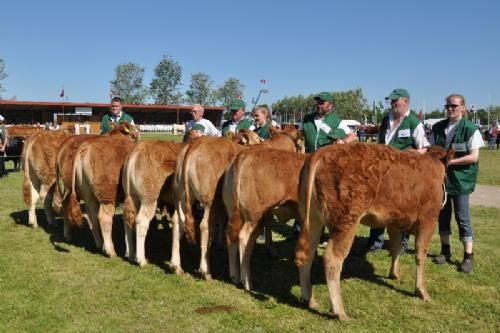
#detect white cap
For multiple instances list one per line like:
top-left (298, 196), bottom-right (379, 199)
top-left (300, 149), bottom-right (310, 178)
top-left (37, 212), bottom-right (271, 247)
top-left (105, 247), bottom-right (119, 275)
top-left (0, 115), bottom-right (4, 121)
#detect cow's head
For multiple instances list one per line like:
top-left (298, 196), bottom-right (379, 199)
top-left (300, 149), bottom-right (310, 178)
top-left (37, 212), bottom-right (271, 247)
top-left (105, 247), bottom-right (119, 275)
top-left (109, 121), bottom-right (140, 141)
top-left (232, 129), bottom-right (262, 145)
top-left (426, 145), bottom-right (454, 168)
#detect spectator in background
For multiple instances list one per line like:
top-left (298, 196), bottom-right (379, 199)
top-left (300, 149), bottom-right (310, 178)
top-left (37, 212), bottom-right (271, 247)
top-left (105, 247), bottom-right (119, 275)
top-left (431, 93), bottom-right (484, 273)
top-left (183, 104), bottom-right (220, 142)
top-left (358, 125), bottom-right (366, 142)
top-left (100, 96), bottom-right (134, 134)
top-left (488, 122), bottom-right (498, 150)
top-left (0, 115), bottom-right (9, 178)
top-left (221, 99), bottom-right (254, 137)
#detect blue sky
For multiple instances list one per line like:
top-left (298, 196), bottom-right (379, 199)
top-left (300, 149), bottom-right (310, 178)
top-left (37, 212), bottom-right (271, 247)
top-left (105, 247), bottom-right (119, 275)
top-left (1, 0), bottom-right (499, 112)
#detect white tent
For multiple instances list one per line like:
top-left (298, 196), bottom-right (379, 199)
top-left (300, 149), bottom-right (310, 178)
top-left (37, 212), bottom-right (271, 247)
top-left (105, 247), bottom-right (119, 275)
top-left (424, 118), bottom-right (445, 127)
top-left (343, 119), bottom-right (361, 127)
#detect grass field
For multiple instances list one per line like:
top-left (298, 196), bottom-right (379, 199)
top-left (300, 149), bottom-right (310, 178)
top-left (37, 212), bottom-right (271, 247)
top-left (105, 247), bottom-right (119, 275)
top-left (0, 143), bottom-right (499, 332)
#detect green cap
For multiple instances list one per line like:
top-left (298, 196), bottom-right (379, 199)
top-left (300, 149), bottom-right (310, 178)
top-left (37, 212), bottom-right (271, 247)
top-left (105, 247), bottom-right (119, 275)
top-left (191, 123), bottom-right (205, 132)
top-left (229, 99), bottom-right (245, 111)
top-left (385, 88), bottom-right (410, 100)
top-left (314, 92), bottom-right (333, 103)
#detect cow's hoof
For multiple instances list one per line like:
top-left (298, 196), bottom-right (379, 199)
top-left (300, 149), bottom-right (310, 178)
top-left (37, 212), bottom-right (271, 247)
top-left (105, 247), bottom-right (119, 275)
top-left (415, 289), bottom-right (430, 301)
top-left (197, 270), bottom-right (212, 281)
top-left (137, 259), bottom-right (148, 267)
top-left (300, 297), bottom-right (320, 309)
top-left (29, 223), bottom-right (38, 229)
top-left (334, 312), bottom-right (349, 321)
top-left (166, 262), bottom-right (183, 275)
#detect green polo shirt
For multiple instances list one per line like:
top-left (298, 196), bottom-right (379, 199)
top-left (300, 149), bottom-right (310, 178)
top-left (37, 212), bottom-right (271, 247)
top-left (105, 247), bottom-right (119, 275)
top-left (100, 112), bottom-right (134, 134)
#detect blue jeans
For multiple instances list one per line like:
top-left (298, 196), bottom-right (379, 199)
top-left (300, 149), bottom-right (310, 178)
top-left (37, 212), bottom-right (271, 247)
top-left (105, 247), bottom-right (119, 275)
top-left (489, 137), bottom-right (497, 149)
top-left (368, 227), bottom-right (409, 250)
top-left (438, 194), bottom-right (474, 242)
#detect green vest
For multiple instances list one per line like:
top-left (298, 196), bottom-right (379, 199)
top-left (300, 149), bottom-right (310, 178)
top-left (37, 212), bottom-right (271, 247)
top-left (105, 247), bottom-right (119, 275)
top-left (379, 113), bottom-right (421, 150)
top-left (303, 112), bottom-right (345, 153)
top-left (255, 123), bottom-right (270, 140)
top-left (432, 118), bottom-right (479, 195)
top-left (100, 112), bottom-right (134, 134)
top-left (222, 118), bottom-right (253, 136)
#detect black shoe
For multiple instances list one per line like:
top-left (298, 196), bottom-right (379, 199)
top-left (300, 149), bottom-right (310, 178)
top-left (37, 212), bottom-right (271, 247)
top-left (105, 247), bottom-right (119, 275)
top-left (432, 254), bottom-right (451, 264)
top-left (460, 253), bottom-right (474, 273)
top-left (433, 243), bottom-right (452, 265)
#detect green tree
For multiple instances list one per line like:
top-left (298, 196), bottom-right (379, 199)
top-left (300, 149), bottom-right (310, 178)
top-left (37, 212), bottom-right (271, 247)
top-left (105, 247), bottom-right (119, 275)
top-left (0, 58), bottom-right (8, 99)
top-left (215, 77), bottom-right (244, 118)
top-left (150, 55), bottom-right (183, 105)
top-left (110, 62), bottom-right (148, 104)
top-left (185, 72), bottom-right (215, 105)
top-left (331, 88), bottom-right (368, 120)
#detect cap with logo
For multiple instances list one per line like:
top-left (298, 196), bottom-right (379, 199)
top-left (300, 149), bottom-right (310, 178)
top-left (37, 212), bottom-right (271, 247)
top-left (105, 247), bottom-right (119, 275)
top-left (314, 92), bottom-right (334, 103)
top-left (229, 99), bottom-right (245, 111)
top-left (385, 88), bottom-right (410, 100)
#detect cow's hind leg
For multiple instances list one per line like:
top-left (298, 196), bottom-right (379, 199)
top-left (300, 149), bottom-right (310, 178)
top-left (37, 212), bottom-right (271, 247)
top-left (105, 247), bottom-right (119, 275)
top-left (135, 202), bottom-right (156, 267)
top-left (169, 209), bottom-right (184, 275)
top-left (43, 184), bottom-right (57, 227)
top-left (387, 227), bottom-right (403, 280)
top-left (198, 204), bottom-right (213, 280)
top-left (239, 221), bottom-right (262, 291)
top-left (414, 219), bottom-right (435, 301)
top-left (98, 203), bottom-right (117, 258)
top-left (298, 215), bottom-right (323, 310)
top-left (28, 181), bottom-right (41, 228)
top-left (84, 197), bottom-right (103, 251)
top-left (323, 222), bottom-right (357, 321)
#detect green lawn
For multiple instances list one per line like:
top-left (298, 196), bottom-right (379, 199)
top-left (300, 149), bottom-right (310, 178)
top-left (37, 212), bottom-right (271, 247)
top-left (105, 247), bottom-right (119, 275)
top-left (477, 148), bottom-right (500, 185)
top-left (0, 162), bottom-right (499, 332)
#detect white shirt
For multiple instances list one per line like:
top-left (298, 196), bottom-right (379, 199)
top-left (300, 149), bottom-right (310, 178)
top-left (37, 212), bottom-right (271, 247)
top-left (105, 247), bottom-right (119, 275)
top-left (384, 110), bottom-right (429, 149)
top-left (299, 113), bottom-right (353, 135)
top-left (187, 118), bottom-right (221, 136)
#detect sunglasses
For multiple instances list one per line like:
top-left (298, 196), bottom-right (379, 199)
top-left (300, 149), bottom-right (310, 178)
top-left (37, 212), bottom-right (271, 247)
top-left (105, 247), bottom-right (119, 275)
top-left (444, 104), bottom-right (460, 110)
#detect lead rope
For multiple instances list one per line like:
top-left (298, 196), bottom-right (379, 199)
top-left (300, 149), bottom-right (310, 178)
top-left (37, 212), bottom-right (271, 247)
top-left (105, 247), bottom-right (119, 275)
top-left (441, 182), bottom-right (447, 208)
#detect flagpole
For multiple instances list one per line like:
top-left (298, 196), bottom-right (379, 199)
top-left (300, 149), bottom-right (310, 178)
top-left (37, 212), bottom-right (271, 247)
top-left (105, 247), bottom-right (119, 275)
top-left (423, 100), bottom-right (426, 121)
top-left (488, 95), bottom-right (491, 128)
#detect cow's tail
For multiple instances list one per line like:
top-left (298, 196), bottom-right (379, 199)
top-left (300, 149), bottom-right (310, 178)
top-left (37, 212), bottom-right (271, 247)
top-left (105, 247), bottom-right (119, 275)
top-left (52, 158), bottom-right (63, 215)
top-left (295, 153), bottom-right (320, 267)
top-left (21, 137), bottom-right (33, 206)
top-left (67, 146), bottom-right (84, 226)
top-left (122, 149), bottom-right (138, 230)
top-left (226, 157), bottom-right (242, 246)
top-left (182, 147), bottom-right (197, 245)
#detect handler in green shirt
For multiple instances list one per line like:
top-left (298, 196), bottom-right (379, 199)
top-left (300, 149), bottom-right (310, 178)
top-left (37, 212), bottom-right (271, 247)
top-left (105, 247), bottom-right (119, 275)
top-left (221, 99), bottom-right (254, 137)
top-left (366, 88), bottom-right (429, 254)
top-left (431, 93), bottom-right (483, 273)
top-left (100, 96), bottom-right (134, 134)
top-left (287, 92), bottom-right (356, 241)
top-left (301, 92), bottom-right (357, 152)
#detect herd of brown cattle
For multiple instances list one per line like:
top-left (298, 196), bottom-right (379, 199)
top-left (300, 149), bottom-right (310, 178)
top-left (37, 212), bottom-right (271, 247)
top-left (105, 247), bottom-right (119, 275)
top-left (18, 122), bottom-right (452, 320)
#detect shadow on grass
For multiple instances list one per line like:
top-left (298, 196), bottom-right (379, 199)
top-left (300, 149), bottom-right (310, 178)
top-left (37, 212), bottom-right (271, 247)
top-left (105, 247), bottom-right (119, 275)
top-left (9, 208), bottom-right (418, 311)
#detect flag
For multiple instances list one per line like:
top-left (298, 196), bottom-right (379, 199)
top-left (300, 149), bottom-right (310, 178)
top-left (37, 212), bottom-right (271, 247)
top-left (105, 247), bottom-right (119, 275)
top-left (59, 88), bottom-right (64, 98)
top-left (260, 79), bottom-right (266, 84)
top-left (418, 109), bottom-right (424, 121)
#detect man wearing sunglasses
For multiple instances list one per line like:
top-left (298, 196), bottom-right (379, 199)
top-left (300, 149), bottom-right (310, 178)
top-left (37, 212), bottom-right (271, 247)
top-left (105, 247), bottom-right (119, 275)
top-left (221, 99), bottom-right (255, 137)
top-left (365, 88), bottom-right (429, 254)
top-left (430, 94), bottom-right (483, 273)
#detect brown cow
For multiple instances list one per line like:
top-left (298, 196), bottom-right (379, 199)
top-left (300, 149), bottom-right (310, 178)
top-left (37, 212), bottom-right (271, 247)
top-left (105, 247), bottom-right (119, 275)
top-left (122, 140), bottom-right (186, 266)
top-left (67, 123), bottom-right (139, 257)
top-left (169, 131), bottom-right (263, 278)
top-left (53, 134), bottom-right (97, 240)
top-left (223, 148), bottom-right (306, 290)
top-left (22, 130), bottom-right (71, 227)
top-left (295, 144), bottom-right (452, 320)
top-left (172, 126), bottom-right (303, 279)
